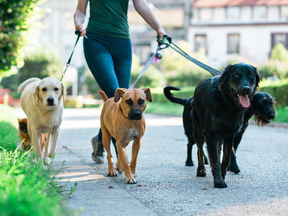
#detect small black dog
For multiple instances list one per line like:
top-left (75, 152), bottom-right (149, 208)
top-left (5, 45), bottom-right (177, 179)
top-left (227, 92), bottom-right (275, 173)
top-left (164, 87), bottom-right (275, 174)
top-left (193, 63), bottom-right (259, 188)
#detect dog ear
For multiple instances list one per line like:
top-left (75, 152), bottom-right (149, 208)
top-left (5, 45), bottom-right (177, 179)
top-left (114, 88), bottom-right (125, 102)
top-left (254, 67), bottom-right (260, 87)
top-left (33, 85), bottom-right (40, 105)
top-left (141, 88), bottom-right (152, 102)
top-left (60, 82), bottom-right (67, 102)
top-left (219, 64), bottom-right (232, 90)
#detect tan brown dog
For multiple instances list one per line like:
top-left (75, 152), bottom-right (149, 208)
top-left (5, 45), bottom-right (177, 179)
top-left (18, 118), bottom-right (47, 151)
top-left (99, 88), bottom-right (152, 184)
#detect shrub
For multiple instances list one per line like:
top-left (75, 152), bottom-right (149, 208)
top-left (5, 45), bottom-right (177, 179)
top-left (259, 78), bottom-right (288, 107)
top-left (271, 42), bottom-right (288, 63)
top-left (0, 47), bottom-right (63, 91)
top-left (258, 60), bottom-right (288, 79)
top-left (158, 45), bottom-right (213, 87)
top-left (131, 54), bottom-right (166, 88)
top-left (0, 0), bottom-right (39, 75)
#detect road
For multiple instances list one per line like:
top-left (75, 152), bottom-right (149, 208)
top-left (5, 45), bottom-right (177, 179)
top-left (52, 108), bottom-right (288, 216)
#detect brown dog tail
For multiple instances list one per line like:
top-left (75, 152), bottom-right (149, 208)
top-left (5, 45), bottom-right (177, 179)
top-left (99, 90), bottom-right (108, 102)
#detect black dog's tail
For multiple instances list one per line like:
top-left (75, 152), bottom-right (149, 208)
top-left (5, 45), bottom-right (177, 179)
top-left (163, 86), bottom-right (187, 106)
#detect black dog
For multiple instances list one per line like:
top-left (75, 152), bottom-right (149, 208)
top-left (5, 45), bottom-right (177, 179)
top-left (164, 87), bottom-right (275, 174)
top-left (227, 92), bottom-right (275, 173)
top-left (193, 63), bottom-right (259, 188)
top-left (163, 86), bottom-right (208, 166)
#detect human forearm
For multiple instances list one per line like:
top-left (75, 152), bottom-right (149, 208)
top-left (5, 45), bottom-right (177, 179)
top-left (74, 0), bottom-right (88, 36)
top-left (133, 0), bottom-right (166, 39)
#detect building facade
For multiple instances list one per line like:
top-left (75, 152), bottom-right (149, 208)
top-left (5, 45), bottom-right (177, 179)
top-left (189, 0), bottom-right (288, 68)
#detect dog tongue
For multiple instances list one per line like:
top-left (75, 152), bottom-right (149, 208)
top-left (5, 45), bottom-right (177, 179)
top-left (239, 95), bottom-right (250, 108)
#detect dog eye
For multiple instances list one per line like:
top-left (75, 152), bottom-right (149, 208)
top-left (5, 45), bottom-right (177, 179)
top-left (125, 99), bottom-right (133, 105)
top-left (233, 74), bottom-right (239, 79)
top-left (42, 88), bottom-right (47, 92)
top-left (138, 99), bottom-right (145, 105)
top-left (54, 88), bottom-right (59, 91)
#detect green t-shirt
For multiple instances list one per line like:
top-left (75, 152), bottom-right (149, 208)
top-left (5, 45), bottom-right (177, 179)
top-left (87, 0), bottom-right (130, 39)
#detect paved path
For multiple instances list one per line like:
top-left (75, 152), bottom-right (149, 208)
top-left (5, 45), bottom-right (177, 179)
top-left (52, 108), bottom-right (288, 216)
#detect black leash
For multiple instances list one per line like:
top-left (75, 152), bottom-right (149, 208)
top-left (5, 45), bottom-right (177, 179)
top-left (59, 30), bottom-right (86, 81)
top-left (157, 35), bottom-right (222, 76)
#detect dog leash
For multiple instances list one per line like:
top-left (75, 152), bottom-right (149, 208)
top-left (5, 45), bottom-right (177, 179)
top-left (129, 41), bottom-right (168, 89)
top-left (59, 30), bottom-right (87, 81)
top-left (157, 35), bottom-right (222, 76)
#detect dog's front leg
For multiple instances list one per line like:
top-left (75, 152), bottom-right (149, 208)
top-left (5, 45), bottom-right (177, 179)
top-left (117, 140), bottom-right (136, 184)
top-left (206, 136), bottom-right (227, 188)
top-left (43, 131), bottom-right (51, 164)
top-left (48, 128), bottom-right (59, 158)
top-left (29, 125), bottom-right (42, 159)
top-left (221, 136), bottom-right (234, 179)
top-left (130, 138), bottom-right (141, 176)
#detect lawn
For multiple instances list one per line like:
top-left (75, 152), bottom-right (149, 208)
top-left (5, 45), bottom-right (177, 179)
top-left (0, 105), bottom-right (76, 216)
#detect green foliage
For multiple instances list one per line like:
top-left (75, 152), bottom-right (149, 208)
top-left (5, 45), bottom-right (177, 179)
top-left (258, 60), bottom-right (288, 79)
top-left (0, 105), bottom-right (76, 216)
top-left (0, 0), bottom-right (39, 74)
top-left (259, 78), bottom-right (288, 107)
top-left (272, 106), bottom-right (288, 123)
top-left (131, 54), bottom-right (166, 88)
top-left (158, 45), bottom-right (212, 87)
top-left (84, 71), bottom-right (101, 98)
top-left (151, 86), bottom-right (195, 103)
top-left (271, 43), bottom-right (288, 63)
top-left (0, 47), bottom-right (63, 91)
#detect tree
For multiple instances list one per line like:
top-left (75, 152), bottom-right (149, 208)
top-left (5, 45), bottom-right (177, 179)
top-left (0, 0), bottom-right (39, 75)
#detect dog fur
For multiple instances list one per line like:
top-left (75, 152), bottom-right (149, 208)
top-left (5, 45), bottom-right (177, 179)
top-left (17, 77), bottom-right (66, 164)
top-left (164, 87), bottom-right (275, 174)
top-left (193, 63), bottom-right (259, 188)
top-left (18, 118), bottom-right (47, 151)
top-left (99, 88), bottom-right (152, 184)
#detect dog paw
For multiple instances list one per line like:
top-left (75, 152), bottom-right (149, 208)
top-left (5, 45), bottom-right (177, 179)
top-left (185, 160), bottom-right (194, 166)
top-left (44, 157), bottom-right (52, 166)
top-left (214, 180), bottom-right (227, 188)
top-left (197, 169), bottom-right (206, 177)
top-left (126, 177), bottom-right (137, 184)
top-left (107, 170), bottom-right (117, 177)
top-left (227, 164), bottom-right (240, 174)
top-left (116, 161), bottom-right (124, 173)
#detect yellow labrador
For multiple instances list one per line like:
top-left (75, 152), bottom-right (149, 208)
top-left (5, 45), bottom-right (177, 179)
top-left (18, 77), bottom-right (66, 164)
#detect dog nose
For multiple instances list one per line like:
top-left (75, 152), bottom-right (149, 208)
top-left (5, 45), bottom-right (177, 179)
top-left (269, 112), bottom-right (275, 119)
top-left (133, 110), bottom-right (141, 117)
top-left (242, 86), bottom-right (250, 94)
top-left (47, 97), bottom-right (54, 105)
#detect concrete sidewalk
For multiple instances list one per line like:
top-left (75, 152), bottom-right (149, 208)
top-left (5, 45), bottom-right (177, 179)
top-left (52, 146), bottom-right (158, 216)
top-left (50, 108), bottom-right (171, 216)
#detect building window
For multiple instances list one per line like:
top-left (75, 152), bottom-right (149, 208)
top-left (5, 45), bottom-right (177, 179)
top-left (227, 7), bottom-right (240, 20)
top-left (253, 6), bottom-right (267, 19)
top-left (195, 34), bottom-right (207, 52)
top-left (271, 33), bottom-right (288, 49)
top-left (199, 8), bottom-right (213, 20)
top-left (281, 6), bottom-right (288, 20)
top-left (228, 34), bottom-right (240, 54)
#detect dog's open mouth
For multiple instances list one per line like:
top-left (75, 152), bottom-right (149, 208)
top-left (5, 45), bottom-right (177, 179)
top-left (232, 89), bottom-right (250, 108)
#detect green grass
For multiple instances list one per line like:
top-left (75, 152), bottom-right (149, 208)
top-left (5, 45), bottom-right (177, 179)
top-left (146, 102), bottom-right (182, 116)
top-left (146, 102), bottom-right (288, 123)
top-left (0, 105), bottom-right (76, 216)
top-left (273, 106), bottom-right (288, 123)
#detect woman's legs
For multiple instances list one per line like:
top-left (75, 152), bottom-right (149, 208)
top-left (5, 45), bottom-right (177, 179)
top-left (84, 32), bottom-right (132, 163)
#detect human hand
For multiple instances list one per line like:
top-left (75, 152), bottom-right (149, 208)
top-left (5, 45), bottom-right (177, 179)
top-left (157, 28), bottom-right (166, 41)
top-left (75, 23), bottom-right (86, 37)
